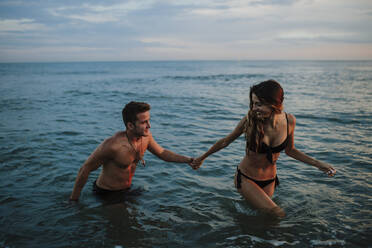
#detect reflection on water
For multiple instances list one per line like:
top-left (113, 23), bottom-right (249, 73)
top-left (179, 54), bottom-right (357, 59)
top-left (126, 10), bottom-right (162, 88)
top-left (0, 61), bottom-right (371, 247)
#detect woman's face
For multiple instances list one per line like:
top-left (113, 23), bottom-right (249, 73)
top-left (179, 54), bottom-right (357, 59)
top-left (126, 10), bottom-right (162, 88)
top-left (251, 93), bottom-right (272, 119)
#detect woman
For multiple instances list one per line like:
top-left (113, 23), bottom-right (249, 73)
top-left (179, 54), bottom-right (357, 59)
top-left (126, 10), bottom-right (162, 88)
top-left (191, 80), bottom-right (336, 217)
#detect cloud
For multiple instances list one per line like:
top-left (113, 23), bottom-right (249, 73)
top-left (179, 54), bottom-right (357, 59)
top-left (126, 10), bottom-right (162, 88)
top-left (48, 1), bottom-right (156, 23)
top-left (0, 0), bottom-right (371, 61)
top-left (0, 45), bottom-right (116, 62)
top-left (177, 0), bottom-right (302, 19)
top-left (0, 18), bottom-right (46, 32)
top-left (140, 37), bottom-right (192, 48)
top-left (186, 1), bottom-right (277, 19)
top-left (276, 30), bottom-right (356, 41)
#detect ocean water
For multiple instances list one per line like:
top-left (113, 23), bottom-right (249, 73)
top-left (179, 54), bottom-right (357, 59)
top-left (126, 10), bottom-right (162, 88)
top-left (0, 60), bottom-right (371, 247)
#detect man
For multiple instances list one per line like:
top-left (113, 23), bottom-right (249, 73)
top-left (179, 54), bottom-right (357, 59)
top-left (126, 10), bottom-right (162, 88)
top-left (70, 101), bottom-right (193, 201)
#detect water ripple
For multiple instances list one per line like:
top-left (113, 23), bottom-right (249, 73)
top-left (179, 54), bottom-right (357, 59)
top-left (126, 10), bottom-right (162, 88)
top-left (1, 61), bottom-right (371, 247)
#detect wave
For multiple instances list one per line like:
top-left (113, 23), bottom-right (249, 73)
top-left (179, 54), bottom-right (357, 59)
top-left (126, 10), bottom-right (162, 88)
top-left (63, 90), bottom-right (93, 96)
top-left (0, 98), bottom-right (36, 112)
top-left (295, 113), bottom-right (370, 125)
top-left (163, 73), bottom-right (264, 81)
top-left (54, 70), bottom-right (109, 75)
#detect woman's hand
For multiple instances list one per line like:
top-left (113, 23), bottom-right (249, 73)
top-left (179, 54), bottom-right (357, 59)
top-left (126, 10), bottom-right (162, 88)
top-left (317, 162), bottom-right (336, 177)
top-left (191, 156), bottom-right (204, 170)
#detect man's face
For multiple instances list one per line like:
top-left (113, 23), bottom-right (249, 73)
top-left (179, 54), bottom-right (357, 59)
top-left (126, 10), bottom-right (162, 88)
top-left (133, 111), bottom-right (151, 137)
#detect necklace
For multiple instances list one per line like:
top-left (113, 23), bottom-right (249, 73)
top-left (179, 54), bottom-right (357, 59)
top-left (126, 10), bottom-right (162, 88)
top-left (125, 132), bottom-right (146, 167)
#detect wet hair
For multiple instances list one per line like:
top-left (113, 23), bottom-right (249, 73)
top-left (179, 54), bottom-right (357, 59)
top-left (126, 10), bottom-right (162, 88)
top-left (245, 80), bottom-right (284, 153)
top-left (249, 79), bottom-right (284, 113)
top-left (122, 101), bottom-right (151, 127)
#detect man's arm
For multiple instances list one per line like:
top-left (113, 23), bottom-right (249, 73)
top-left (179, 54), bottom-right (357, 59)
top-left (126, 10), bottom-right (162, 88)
top-left (190, 115), bottom-right (246, 169)
top-left (69, 140), bottom-right (111, 201)
top-left (147, 134), bottom-right (192, 163)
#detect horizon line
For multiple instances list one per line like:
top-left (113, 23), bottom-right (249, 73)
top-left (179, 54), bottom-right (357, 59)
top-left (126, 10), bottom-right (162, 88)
top-left (1, 58), bottom-right (372, 64)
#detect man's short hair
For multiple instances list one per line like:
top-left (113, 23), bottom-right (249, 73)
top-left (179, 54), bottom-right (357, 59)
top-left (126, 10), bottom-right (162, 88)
top-left (122, 101), bottom-right (151, 127)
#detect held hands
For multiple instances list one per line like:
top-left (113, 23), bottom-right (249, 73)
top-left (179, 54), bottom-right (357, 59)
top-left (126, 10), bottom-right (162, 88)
top-left (190, 157), bottom-right (204, 170)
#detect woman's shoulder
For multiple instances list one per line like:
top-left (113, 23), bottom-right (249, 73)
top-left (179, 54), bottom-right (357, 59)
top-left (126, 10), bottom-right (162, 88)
top-left (285, 112), bottom-right (296, 131)
top-left (243, 111), bottom-right (254, 123)
top-left (285, 112), bottom-right (296, 122)
top-left (232, 114), bottom-right (249, 133)
top-left (239, 113), bottom-right (250, 127)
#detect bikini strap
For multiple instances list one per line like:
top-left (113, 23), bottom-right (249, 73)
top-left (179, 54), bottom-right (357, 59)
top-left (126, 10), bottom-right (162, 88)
top-left (285, 112), bottom-right (289, 136)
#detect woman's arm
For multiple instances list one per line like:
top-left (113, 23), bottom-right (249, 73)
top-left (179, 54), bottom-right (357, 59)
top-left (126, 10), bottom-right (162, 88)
top-left (285, 114), bottom-right (336, 176)
top-left (191, 116), bottom-right (246, 169)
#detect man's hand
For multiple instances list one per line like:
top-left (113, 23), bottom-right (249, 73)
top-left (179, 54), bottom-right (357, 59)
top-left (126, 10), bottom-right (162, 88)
top-left (187, 157), bottom-right (195, 169)
top-left (190, 156), bottom-right (204, 170)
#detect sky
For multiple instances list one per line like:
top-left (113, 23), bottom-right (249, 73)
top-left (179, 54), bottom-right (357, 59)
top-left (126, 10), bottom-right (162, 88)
top-left (0, 0), bottom-right (372, 62)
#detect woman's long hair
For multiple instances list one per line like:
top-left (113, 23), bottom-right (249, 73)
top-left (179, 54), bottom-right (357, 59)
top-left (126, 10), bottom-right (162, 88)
top-left (245, 80), bottom-right (284, 153)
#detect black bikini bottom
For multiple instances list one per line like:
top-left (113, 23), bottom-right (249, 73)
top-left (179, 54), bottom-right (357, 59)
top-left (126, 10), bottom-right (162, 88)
top-left (236, 167), bottom-right (279, 189)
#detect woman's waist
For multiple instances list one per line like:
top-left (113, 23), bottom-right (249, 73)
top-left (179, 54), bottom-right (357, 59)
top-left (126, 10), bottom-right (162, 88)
top-left (238, 155), bottom-right (277, 179)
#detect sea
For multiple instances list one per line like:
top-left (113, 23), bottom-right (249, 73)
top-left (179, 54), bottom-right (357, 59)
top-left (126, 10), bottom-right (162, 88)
top-left (0, 60), bottom-right (371, 247)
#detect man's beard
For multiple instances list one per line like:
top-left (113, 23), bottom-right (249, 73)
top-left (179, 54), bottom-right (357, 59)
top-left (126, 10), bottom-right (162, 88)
top-left (132, 127), bottom-right (145, 137)
top-left (135, 127), bottom-right (151, 138)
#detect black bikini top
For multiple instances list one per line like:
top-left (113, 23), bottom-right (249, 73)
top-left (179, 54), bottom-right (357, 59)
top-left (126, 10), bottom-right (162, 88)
top-left (249, 113), bottom-right (289, 164)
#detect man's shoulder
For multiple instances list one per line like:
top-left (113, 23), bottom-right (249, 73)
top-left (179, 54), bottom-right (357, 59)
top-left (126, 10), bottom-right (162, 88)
top-left (145, 131), bottom-right (155, 144)
top-left (101, 131), bottom-right (126, 151)
top-left (112, 131), bottom-right (126, 140)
